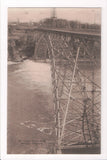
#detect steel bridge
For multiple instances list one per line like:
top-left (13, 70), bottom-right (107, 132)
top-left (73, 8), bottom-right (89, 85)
top-left (16, 27), bottom-right (101, 153)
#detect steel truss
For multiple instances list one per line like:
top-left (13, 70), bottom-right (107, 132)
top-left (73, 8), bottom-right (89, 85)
top-left (34, 32), bottom-right (101, 153)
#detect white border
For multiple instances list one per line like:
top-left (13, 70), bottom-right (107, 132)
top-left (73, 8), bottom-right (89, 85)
top-left (0, 0), bottom-right (107, 160)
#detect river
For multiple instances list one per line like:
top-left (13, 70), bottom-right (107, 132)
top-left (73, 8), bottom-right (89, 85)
top-left (8, 60), bottom-right (56, 154)
top-left (7, 59), bottom-right (101, 154)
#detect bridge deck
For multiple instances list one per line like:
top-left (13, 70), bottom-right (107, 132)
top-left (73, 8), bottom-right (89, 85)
top-left (16, 26), bottom-right (101, 38)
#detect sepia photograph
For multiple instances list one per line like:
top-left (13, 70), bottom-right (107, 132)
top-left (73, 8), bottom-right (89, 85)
top-left (7, 7), bottom-right (101, 154)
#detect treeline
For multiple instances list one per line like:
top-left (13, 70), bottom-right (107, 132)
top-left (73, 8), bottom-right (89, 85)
top-left (8, 18), bottom-right (101, 34)
top-left (38, 18), bottom-right (101, 32)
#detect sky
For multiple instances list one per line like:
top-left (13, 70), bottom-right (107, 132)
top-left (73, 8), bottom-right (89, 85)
top-left (8, 8), bottom-right (101, 24)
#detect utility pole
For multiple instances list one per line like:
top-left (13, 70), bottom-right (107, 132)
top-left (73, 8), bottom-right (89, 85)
top-left (51, 8), bottom-right (57, 28)
top-left (52, 8), bottom-right (56, 19)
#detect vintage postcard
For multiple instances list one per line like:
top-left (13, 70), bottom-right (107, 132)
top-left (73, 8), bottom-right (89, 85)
top-left (7, 7), bottom-right (101, 154)
top-left (0, 0), bottom-right (107, 160)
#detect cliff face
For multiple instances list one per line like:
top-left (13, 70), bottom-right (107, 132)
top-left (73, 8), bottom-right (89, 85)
top-left (8, 40), bottom-right (23, 62)
top-left (8, 35), bottom-right (35, 62)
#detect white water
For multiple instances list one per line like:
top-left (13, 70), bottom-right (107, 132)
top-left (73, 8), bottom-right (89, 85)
top-left (9, 60), bottom-right (53, 94)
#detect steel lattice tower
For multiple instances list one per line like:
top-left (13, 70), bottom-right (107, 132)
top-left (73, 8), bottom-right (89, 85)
top-left (33, 30), bottom-right (101, 153)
